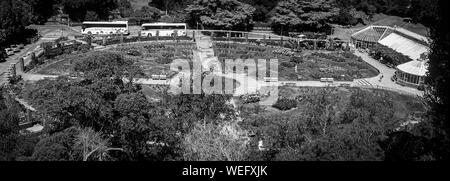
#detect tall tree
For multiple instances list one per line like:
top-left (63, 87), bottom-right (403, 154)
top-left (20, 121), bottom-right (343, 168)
top-left (185, 0), bottom-right (256, 31)
top-left (270, 0), bottom-right (338, 35)
top-left (425, 0), bottom-right (449, 160)
top-left (0, 0), bottom-right (34, 46)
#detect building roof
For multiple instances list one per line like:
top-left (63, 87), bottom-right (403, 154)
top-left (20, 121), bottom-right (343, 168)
top-left (379, 32), bottom-right (429, 60)
top-left (394, 27), bottom-right (429, 44)
top-left (351, 26), bottom-right (392, 43)
top-left (397, 59), bottom-right (428, 76)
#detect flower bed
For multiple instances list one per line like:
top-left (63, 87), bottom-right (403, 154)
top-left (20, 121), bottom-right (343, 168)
top-left (213, 42), bottom-right (378, 81)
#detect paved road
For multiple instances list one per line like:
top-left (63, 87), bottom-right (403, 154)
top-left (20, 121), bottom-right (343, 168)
top-left (352, 51), bottom-right (423, 96)
top-left (1, 23), bottom-right (82, 85)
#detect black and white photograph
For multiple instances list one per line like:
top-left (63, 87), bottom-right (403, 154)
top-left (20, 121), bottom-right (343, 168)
top-left (0, 0), bottom-right (448, 178)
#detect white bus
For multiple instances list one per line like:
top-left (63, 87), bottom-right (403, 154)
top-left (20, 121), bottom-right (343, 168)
top-left (81, 21), bottom-right (129, 35)
top-left (141, 23), bottom-right (187, 37)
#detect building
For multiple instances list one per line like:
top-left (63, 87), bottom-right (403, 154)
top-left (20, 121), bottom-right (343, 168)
top-left (351, 25), bottom-right (430, 88)
top-left (351, 26), bottom-right (393, 48)
top-left (395, 57), bottom-right (428, 88)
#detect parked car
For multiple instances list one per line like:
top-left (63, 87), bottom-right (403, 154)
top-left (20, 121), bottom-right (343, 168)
top-left (18, 44), bottom-right (25, 49)
top-left (10, 45), bottom-right (20, 52)
top-left (5, 48), bottom-right (14, 56)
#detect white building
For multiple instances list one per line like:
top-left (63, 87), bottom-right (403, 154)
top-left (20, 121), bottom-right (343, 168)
top-left (351, 25), bottom-right (430, 88)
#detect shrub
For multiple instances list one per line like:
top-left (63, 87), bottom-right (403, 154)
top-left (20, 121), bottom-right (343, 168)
top-left (369, 44), bottom-right (412, 66)
top-left (272, 98), bottom-right (298, 111)
top-left (290, 56), bottom-right (303, 64)
top-left (281, 61), bottom-right (296, 68)
top-left (156, 52), bottom-right (174, 64)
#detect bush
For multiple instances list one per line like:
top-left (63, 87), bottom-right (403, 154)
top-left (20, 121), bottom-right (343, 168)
top-left (369, 44), bottom-right (412, 66)
top-left (156, 52), bottom-right (174, 64)
top-left (281, 62), bottom-right (296, 68)
top-left (290, 56), bottom-right (303, 64)
top-left (272, 98), bottom-right (298, 111)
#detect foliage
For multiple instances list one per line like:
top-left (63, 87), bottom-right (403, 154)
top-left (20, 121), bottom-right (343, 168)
top-left (84, 11), bottom-right (99, 21)
top-left (0, 0), bottom-right (36, 47)
top-left (129, 6), bottom-right (162, 25)
top-left (241, 88), bottom-right (407, 161)
top-left (0, 107), bottom-right (21, 161)
top-left (117, 0), bottom-right (134, 18)
top-left (185, 0), bottom-right (256, 31)
top-left (149, 0), bottom-right (194, 14)
top-left (270, 0), bottom-right (338, 35)
top-left (183, 122), bottom-right (248, 161)
top-left (74, 127), bottom-right (122, 161)
top-left (239, 0), bottom-right (280, 22)
top-left (425, 0), bottom-right (450, 160)
top-left (281, 61), bottom-right (296, 68)
top-left (32, 127), bottom-right (81, 161)
top-left (58, 0), bottom-right (118, 21)
top-left (272, 98), bottom-right (297, 111)
top-left (369, 44), bottom-right (413, 66)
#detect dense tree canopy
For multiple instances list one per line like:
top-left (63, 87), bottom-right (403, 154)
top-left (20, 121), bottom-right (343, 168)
top-left (425, 0), bottom-right (449, 160)
top-left (270, 0), bottom-right (338, 35)
top-left (242, 88), bottom-right (402, 161)
top-left (57, 0), bottom-right (118, 21)
top-left (185, 0), bottom-right (256, 31)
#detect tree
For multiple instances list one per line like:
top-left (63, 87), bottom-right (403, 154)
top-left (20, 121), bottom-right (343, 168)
top-left (0, 91), bottom-right (25, 161)
top-left (74, 127), bottom-right (123, 161)
top-left (183, 122), bottom-right (248, 161)
top-left (32, 127), bottom-right (81, 161)
top-left (149, 0), bottom-right (194, 15)
top-left (59, 0), bottom-right (118, 21)
top-left (0, 107), bottom-right (21, 161)
top-left (185, 0), bottom-right (256, 31)
top-left (425, 0), bottom-right (450, 160)
top-left (270, 0), bottom-right (338, 35)
top-left (117, 0), bottom-right (133, 18)
top-left (130, 6), bottom-right (162, 25)
top-left (0, 0), bottom-right (34, 46)
top-left (28, 0), bottom-right (57, 24)
top-left (239, 0), bottom-right (280, 22)
top-left (84, 11), bottom-right (99, 21)
top-left (241, 88), bottom-right (400, 161)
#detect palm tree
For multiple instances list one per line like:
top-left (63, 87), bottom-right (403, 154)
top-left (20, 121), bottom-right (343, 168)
top-left (74, 128), bottom-right (124, 161)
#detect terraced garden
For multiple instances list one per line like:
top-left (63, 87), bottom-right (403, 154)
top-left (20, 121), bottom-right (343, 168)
top-left (30, 42), bottom-right (197, 77)
top-left (30, 41), bottom-right (377, 82)
top-left (214, 42), bottom-right (379, 81)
